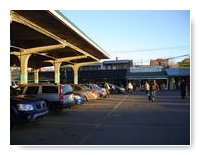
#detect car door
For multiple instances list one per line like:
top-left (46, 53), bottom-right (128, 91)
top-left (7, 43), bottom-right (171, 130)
top-left (24, 86), bottom-right (40, 97)
top-left (39, 86), bottom-right (59, 102)
top-left (62, 85), bottom-right (74, 104)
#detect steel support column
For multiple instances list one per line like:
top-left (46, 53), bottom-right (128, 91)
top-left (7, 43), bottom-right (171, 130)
top-left (54, 62), bottom-right (62, 84)
top-left (72, 65), bottom-right (79, 84)
top-left (33, 68), bottom-right (40, 83)
top-left (19, 54), bottom-right (31, 84)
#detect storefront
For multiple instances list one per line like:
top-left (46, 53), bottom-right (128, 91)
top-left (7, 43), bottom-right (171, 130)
top-left (165, 68), bottom-right (190, 90)
top-left (126, 66), bottom-right (169, 90)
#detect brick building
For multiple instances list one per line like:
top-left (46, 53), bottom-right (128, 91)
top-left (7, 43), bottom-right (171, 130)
top-left (150, 58), bottom-right (169, 67)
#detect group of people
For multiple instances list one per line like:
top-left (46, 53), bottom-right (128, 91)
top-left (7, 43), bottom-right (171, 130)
top-left (144, 80), bottom-right (159, 102)
top-left (104, 79), bottom-right (189, 102)
top-left (126, 80), bottom-right (159, 102)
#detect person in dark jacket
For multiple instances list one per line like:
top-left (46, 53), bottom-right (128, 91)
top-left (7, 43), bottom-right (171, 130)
top-left (149, 80), bottom-right (159, 102)
top-left (180, 79), bottom-right (187, 99)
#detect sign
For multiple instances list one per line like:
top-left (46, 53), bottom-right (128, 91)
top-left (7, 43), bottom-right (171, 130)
top-left (130, 66), bottom-right (163, 73)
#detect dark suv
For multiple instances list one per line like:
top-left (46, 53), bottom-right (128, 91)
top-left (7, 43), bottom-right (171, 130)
top-left (10, 87), bottom-right (49, 129)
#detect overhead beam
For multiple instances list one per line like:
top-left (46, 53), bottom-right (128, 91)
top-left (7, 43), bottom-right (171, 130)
top-left (64, 41), bottom-right (100, 61)
top-left (10, 11), bottom-right (66, 45)
top-left (67, 61), bottom-right (99, 68)
top-left (44, 55), bottom-right (88, 63)
top-left (75, 61), bottom-right (100, 67)
top-left (10, 10), bottom-right (102, 69)
top-left (11, 42), bottom-right (99, 61)
top-left (10, 44), bottom-right (64, 57)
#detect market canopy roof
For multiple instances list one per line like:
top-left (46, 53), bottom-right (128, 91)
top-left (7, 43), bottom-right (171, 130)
top-left (10, 10), bottom-right (110, 68)
top-left (165, 68), bottom-right (190, 76)
top-left (126, 71), bottom-right (168, 80)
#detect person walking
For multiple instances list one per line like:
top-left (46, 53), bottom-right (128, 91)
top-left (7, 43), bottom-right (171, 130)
top-left (144, 81), bottom-right (150, 96)
top-left (127, 81), bottom-right (133, 94)
top-left (104, 81), bottom-right (111, 97)
top-left (149, 80), bottom-right (159, 102)
top-left (180, 79), bottom-right (187, 99)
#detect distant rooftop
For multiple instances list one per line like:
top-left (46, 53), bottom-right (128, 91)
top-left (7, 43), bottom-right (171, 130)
top-left (103, 59), bottom-right (132, 64)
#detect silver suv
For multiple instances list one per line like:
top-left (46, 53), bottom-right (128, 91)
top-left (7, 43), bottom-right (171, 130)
top-left (19, 83), bottom-right (75, 109)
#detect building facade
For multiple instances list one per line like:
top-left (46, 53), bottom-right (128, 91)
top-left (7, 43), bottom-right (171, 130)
top-left (21, 59), bottom-right (190, 91)
top-left (150, 58), bottom-right (169, 67)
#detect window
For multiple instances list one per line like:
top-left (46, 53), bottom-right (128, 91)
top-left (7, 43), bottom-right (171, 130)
top-left (25, 86), bottom-right (39, 94)
top-left (18, 86), bottom-right (25, 94)
top-left (62, 85), bottom-right (73, 94)
top-left (42, 86), bottom-right (58, 93)
top-left (72, 85), bottom-right (81, 91)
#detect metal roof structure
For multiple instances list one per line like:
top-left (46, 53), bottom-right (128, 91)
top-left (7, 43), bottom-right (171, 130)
top-left (126, 71), bottom-right (168, 80)
top-left (165, 68), bottom-right (190, 76)
top-left (10, 10), bottom-right (110, 69)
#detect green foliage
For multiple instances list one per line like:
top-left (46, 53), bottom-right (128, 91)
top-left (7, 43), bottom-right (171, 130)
top-left (178, 61), bottom-right (190, 67)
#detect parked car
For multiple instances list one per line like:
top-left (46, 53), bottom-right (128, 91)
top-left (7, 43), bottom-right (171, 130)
top-left (97, 83), bottom-right (125, 94)
top-left (83, 84), bottom-right (107, 98)
top-left (109, 84), bottom-right (126, 94)
top-left (70, 84), bottom-right (98, 100)
top-left (10, 86), bottom-right (49, 129)
top-left (18, 83), bottom-right (75, 109)
top-left (74, 94), bottom-right (86, 105)
top-left (11, 81), bottom-right (19, 89)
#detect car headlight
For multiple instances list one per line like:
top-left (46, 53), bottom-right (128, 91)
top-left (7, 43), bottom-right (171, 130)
top-left (17, 104), bottom-right (34, 111)
top-left (74, 95), bottom-right (82, 100)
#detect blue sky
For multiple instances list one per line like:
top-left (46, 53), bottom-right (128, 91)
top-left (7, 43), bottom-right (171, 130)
top-left (60, 10), bottom-right (190, 65)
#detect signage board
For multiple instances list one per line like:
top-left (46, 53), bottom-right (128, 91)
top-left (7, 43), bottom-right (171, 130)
top-left (130, 66), bottom-right (163, 73)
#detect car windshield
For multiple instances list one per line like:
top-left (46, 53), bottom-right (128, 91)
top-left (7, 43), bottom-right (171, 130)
top-left (83, 84), bottom-right (92, 89)
top-left (92, 84), bottom-right (101, 89)
top-left (71, 85), bottom-right (81, 91)
top-left (62, 85), bottom-right (73, 94)
top-left (79, 85), bottom-right (92, 90)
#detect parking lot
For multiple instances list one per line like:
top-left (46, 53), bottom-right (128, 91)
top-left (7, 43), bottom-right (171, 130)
top-left (10, 90), bottom-right (190, 145)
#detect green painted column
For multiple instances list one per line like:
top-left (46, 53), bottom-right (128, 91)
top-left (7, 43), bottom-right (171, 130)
top-left (73, 65), bottom-right (79, 84)
top-left (54, 62), bottom-right (61, 84)
top-left (34, 69), bottom-right (39, 83)
top-left (55, 75), bottom-right (60, 84)
top-left (74, 76), bottom-right (78, 84)
top-left (20, 74), bottom-right (27, 83)
top-left (19, 54), bottom-right (31, 84)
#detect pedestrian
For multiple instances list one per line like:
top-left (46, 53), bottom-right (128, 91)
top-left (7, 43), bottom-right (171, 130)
top-left (127, 81), bottom-right (133, 94)
top-left (186, 80), bottom-right (190, 98)
top-left (149, 80), bottom-right (159, 102)
top-left (144, 81), bottom-right (150, 96)
top-left (180, 79), bottom-right (187, 99)
top-left (104, 81), bottom-right (111, 97)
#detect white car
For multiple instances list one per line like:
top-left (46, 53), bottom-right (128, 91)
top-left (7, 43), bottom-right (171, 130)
top-left (18, 83), bottom-right (75, 109)
top-left (83, 84), bottom-right (107, 98)
top-left (70, 84), bottom-right (98, 100)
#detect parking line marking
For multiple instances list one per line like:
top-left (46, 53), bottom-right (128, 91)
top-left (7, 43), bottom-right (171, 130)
top-left (104, 94), bottom-right (129, 119)
top-left (78, 95), bottom-right (128, 145)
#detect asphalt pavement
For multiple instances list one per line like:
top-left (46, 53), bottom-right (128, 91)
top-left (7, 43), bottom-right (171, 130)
top-left (10, 90), bottom-right (190, 145)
